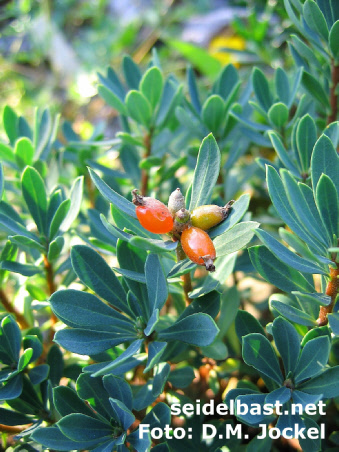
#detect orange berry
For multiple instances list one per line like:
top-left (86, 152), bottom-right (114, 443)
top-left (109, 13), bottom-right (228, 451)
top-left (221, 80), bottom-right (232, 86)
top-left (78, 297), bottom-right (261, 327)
top-left (181, 226), bottom-right (216, 272)
top-left (135, 196), bottom-right (174, 234)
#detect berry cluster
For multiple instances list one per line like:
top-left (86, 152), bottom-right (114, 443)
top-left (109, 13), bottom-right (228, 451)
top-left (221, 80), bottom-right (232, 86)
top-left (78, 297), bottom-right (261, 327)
top-left (132, 188), bottom-right (234, 272)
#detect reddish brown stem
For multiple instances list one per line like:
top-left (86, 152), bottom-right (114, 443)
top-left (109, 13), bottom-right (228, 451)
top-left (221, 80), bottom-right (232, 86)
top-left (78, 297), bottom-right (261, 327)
top-left (0, 423), bottom-right (32, 434)
top-left (327, 60), bottom-right (339, 127)
top-left (0, 288), bottom-right (29, 329)
top-left (317, 264), bottom-right (339, 326)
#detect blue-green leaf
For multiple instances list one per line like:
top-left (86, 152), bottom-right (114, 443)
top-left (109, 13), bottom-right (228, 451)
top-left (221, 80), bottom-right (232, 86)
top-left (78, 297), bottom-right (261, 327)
top-left (15, 137), bottom-right (34, 169)
top-left (214, 221), bottom-right (259, 256)
top-left (294, 336), bottom-right (331, 384)
top-left (296, 114), bottom-right (317, 172)
top-left (209, 194), bottom-right (250, 238)
top-left (158, 313), bottom-right (219, 346)
top-left (303, 0), bottom-right (329, 41)
top-left (275, 67), bottom-right (290, 105)
top-left (315, 174), bottom-right (339, 239)
top-left (144, 342), bottom-right (167, 373)
top-left (49, 199), bottom-right (71, 240)
top-left (252, 68), bottom-right (273, 111)
top-left (58, 414), bottom-right (112, 442)
top-left (249, 245), bottom-right (315, 293)
top-left (201, 95), bottom-right (225, 136)
top-left (0, 261), bottom-right (42, 277)
top-left (103, 375), bottom-right (133, 411)
top-left (272, 317), bottom-right (300, 375)
top-left (255, 229), bottom-right (326, 274)
top-left (189, 134), bottom-right (221, 210)
top-left (98, 85), bottom-right (127, 115)
top-left (329, 20), bottom-right (339, 59)
top-left (122, 55), bottom-right (142, 90)
top-left (71, 245), bottom-right (127, 311)
top-left (298, 366), bottom-right (339, 397)
top-left (145, 254), bottom-right (168, 313)
top-left (311, 134), bottom-right (339, 195)
top-left (60, 176), bottom-right (83, 232)
top-left (270, 299), bottom-right (317, 326)
top-left (140, 66), bottom-right (163, 110)
top-left (21, 166), bottom-right (47, 235)
top-left (242, 333), bottom-right (283, 384)
top-left (268, 102), bottom-right (289, 128)
top-left (125, 91), bottom-right (152, 127)
top-left (88, 168), bottom-right (136, 218)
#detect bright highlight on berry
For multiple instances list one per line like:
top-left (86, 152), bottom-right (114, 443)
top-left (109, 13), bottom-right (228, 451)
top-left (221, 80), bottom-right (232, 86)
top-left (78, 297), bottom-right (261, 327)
top-left (132, 189), bottom-right (174, 234)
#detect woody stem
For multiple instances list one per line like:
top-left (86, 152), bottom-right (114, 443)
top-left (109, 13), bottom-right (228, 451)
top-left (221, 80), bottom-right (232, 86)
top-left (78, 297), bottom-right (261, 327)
top-left (317, 262), bottom-right (339, 326)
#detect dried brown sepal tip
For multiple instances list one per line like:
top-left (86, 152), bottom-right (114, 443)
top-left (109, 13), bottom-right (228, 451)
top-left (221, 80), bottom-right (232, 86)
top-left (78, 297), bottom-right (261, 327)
top-left (222, 200), bottom-right (235, 219)
top-left (168, 188), bottom-right (185, 215)
top-left (202, 255), bottom-right (215, 272)
top-left (132, 189), bottom-right (144, 206)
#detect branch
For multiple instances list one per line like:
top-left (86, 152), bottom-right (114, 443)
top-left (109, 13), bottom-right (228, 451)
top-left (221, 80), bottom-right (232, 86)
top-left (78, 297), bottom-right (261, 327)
top-left (0, 288), bottom-right (29, 329)
top-left (327, 59), bottom-right (339, 126)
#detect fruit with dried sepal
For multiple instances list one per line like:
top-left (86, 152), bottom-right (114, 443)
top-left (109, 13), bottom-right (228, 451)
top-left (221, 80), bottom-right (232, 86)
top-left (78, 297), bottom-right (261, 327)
top-left (191, 200), bottom-right (234, 231)
top-left (181, 226), bottom-right (216, 272)
top-left (132, 189), bottom-right (174, 234)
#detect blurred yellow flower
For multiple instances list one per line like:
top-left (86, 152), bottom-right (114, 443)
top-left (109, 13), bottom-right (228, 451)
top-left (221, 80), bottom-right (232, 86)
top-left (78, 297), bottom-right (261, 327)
top-left (209, 35), bottom-right (245, 67)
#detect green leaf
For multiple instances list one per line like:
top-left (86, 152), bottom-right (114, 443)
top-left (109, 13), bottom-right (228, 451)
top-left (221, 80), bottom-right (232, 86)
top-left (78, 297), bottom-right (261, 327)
top-left (214, 221), bottom-right (259, 256)
top-left (71, 245), bottom-right (128, 312)
top-left (140, 66), bottom-right (164, 110)
top-left (58, 414), bottom-right (112, 442)
top-left (156, 79), bottom-right (183, 126)
top-left (49, 199), bottom-right (71, 240)
top-left (53, 386), bottom-right (96, 418)
top-left (303, 0), bottom-right (329, 41)
top-left (298, 366), bottom-right (339, 397)
top-left (158, 313), bottom-right (219, 346)
top-left (213, 64), bottom-right (239, 100)
top-left (32, 426), bottom-right (99, 451)
top-left (252, 68), bottom-right (273, 112)
top-left (270, 299), bottom-right (317, 326)
top-left (1, 261), bottom-right (42, 277)
top-left (296, 114), bottom-right (317, 172)
top-left (268, 131), bottom-right (298, 175)
top-left (189, 134), bottom-right (221, 210)
top-left (235, 310), bottom-right (266, 343)
top-left (187, 66), bottom-right (201, 113)
top-left (302, 71), bottom-right (331, 111)
top-left (166, 39), bottom-right (222, 77)
top-left (201, 95), bottom-right (225, 136)
top-left (89, 168), bottom-right (136, 218)
top-left (18, 348), bottom-right (33, 372)
top-left (275, 67), bottom-right (290, 105)
top-left (98, 85), bottom-right (127, 115)
top-left (315, 174), bottom-right (339, 239)
top-left (266, 166), bottom-right (326, 253)
top-left (145, 254), bottom-right (168, 313)
top-left (14, 138), bottom-right (34, 170)
top-left (255, 229), bottom-right (326, 274)
top-left (21, 166), bottom-right (48, 235)
top-left (242, 333), bottom-right (283, 384)
top-left (329, 20), bottom-right (339, 60)
top-left (249, 245), bottom-right (315, 293)
top-left (129, 237), bottom-right (177, 254)
top-left (47, 236), bottom-right (64, 261)
top-left (0, 164), bottom-right (4, 201)
top-left (272, 317), bottom-right (300, 375)
top-left (268, 102), bottom-right (289, 128)
top-left (9, 234), bottom-right (45, 252)
top-left (294, 336), bottom-right (330, 384)
top-left (311, 134), bottom-right (339, 196)
top-left (0, 143), bottom-right (15, 164)
top-left (59, 176), bottom-right (83, 232)
top-left (125, 90), bottom-right (152, 127)
top-left (50, 289), bottom-right (135, 333)
top-left (122, 55), bottom-right (142, 90)
top-left (144, 342), bottom-right (167, 373)
top-left (3, 106), bottom-right (18, 145)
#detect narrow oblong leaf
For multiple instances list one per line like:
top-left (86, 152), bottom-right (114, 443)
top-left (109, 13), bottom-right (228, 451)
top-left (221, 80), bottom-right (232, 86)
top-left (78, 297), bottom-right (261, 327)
top-left (311, 134), bottom-right (339, 195)
top-left (49, 199), bottom-right (71, 240)
top-left (214, 221), bottom-right (259, 256)
top-left (189, 134), bottom-right (221, 210)
top-left (145, 254), bottom-right (168, 313)
top-left (255, 229), bottom-right (326, 274)
top-left (58, 414), bottom-right (112, 442)
top-left (209, 194), bottom-right (250, 238)
top-left (125, 90), bottom-right (152, 127)
top-left (329, 20), bottom-right (339, 59)
top-left (88, 168), bottom-right (136, 218)
top-left (21, 166), bottom-right (48, 235)
top-left (272, 317), bottom-right (300, 374)
top-left (298, 366), bottom-right (339, 397)
top-left (60, 176), bottom-right (83, 232)
top-left (98, 85), bottom-right (127, 115)
top-left (201, 95), bottom-right (225, 136)
top-left (140, 66), bottom-right (164, 110)
top-left (315, 174), bottom-right (339, 239)
top-left (158, 313), bottom-right (219, 346)
top-left (71, 245), bottom-right (127, 311)
top-left (294, 336), bottom-right (330, 384)
top-left (303, 0), bottom-right (329, 41)
top-left (296, 114), bottom-right (317, 172)
top-left (242, 333), bottom-right (283, 385)
top-left (249, 245), bottom-right (315, 293)
top-left (252, 67), bottom-right (273, 112)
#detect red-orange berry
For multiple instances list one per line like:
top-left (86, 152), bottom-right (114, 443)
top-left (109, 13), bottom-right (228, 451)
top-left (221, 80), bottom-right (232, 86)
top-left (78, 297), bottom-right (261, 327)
top-left (181, 226), bottom-right (216, 272)
top-left (132, 190), bottom-right (174, 234)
